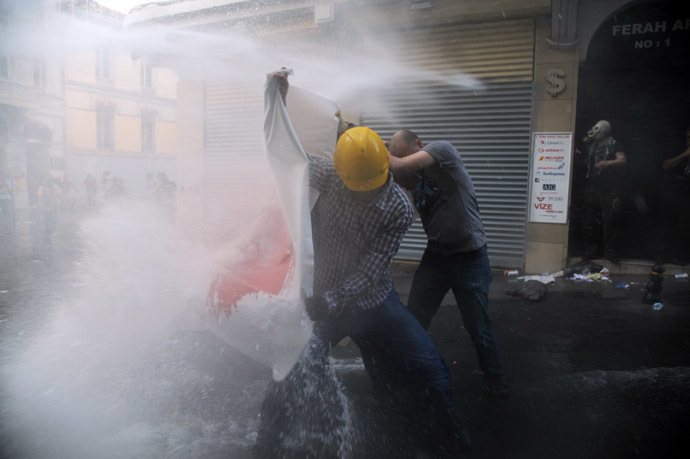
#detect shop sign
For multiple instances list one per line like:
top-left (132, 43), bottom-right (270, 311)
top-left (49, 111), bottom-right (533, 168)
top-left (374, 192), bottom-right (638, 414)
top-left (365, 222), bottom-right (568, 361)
top-left (588, 1), bottom-right (690, 68)
top-left (529, 133), bottom-right (572, 224)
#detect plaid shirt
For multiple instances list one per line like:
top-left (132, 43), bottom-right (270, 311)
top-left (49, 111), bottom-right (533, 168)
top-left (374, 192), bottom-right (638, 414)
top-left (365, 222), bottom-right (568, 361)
top-left (309, 155), bottom-right (413, 317)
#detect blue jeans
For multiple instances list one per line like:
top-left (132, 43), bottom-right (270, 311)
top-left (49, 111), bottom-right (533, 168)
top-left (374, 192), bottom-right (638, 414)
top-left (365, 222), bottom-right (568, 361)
top-left (407, 245), bottom-right (504, 378)
top-left (317, 288), bottom-right (455, 412)
top-left (254, 289), bottom-right (457, 456)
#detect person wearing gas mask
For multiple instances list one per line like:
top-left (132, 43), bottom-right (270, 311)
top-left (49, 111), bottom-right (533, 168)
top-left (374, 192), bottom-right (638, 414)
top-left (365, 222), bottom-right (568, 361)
top-left (581, 120), bottom-right (627, 263)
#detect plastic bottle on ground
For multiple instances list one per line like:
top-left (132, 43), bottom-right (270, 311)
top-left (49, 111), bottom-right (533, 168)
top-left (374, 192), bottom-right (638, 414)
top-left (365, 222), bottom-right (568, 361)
top-left (652, 302), bottom-right (664, 311)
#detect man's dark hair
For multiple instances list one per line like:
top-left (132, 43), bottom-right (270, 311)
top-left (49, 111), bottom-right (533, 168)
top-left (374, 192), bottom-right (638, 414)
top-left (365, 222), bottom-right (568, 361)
top-left (398, 129), bottom-right (419, 147)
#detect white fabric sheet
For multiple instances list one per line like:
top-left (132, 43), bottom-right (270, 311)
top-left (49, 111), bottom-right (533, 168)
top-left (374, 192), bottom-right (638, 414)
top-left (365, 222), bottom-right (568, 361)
top-left (203, 73), bottom-right (340, 380)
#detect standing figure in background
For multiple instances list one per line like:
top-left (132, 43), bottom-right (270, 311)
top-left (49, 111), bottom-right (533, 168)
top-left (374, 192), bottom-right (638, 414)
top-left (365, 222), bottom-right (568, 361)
top-left (659, 126), bottom-right (690, 265)
top-left (102, 170), bottom-right (114, 200)
top-left (387, 129), bottom-right (508, 399)
top-left (111, 176), bottom-right (128, 199)
top-left (37, 175), bottom-right (62, 245)
top-left (0, 173), bottom-right (16, 232)
top-left (581, 120), bottom-right (627, 263)
top-left (149, 172), bottom-right (176, 219)
top-left (145, 172), bottom-right (157, 195)
top-left (58, 174), bottom-right (75, 212)
top-left (83, 173), bottom-right (98, 211)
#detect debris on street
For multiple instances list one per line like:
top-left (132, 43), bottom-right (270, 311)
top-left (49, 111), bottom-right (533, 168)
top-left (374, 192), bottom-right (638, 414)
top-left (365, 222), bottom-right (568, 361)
top-left (517, 274), bottom-right (556, 285)
top-left (505, 280), bottom-right (547, 302)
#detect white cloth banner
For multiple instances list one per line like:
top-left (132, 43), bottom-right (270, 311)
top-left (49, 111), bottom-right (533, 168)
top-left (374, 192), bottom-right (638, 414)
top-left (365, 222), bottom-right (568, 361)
top-left (203, 73), bottom-right (340, 380)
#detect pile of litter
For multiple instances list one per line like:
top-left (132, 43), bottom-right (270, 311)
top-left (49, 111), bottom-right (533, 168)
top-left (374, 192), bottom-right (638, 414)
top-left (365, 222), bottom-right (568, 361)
top-left (614, 281), bottom-right (640, 289)
top-left (505, 261), bottom-right (613, 285)
top-left (562, 260), bottom-right (612, 282)
top-left (504, 259), bottom-right (687, 306)
top-left (504, 260), bottom-right (615, 302)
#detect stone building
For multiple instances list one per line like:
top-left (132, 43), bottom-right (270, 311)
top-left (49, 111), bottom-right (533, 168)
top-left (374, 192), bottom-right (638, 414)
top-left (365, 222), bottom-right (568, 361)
top-left (124, 0), bottom-right (690, 272)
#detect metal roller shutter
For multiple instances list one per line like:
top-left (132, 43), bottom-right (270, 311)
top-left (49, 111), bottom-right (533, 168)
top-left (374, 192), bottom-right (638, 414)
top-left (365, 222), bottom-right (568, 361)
top-left (361, 20), bottom-right (535, 267)
top-left (204, 79), bottom-right (269, 244)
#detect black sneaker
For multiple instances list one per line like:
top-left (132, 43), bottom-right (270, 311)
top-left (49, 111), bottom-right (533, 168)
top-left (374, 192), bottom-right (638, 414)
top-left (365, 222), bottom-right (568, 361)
top-left (482, 376), bottom-right (510, 399)
top-left (435, 416), bottom-right (472, 456)
top-left (449, 420), bottom-right (473, 454)
top-left (425, 411), bottom-right (472, 457)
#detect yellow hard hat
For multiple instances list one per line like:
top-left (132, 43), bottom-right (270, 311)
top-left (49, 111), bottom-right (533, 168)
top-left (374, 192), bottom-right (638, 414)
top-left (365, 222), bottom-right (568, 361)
top-left (333, 126), bottom-right (390, 191)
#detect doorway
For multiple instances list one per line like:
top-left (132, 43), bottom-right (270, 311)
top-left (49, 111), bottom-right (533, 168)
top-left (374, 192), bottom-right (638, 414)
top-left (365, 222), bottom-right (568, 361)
top-left (570, 0), bottom-right (690, 262)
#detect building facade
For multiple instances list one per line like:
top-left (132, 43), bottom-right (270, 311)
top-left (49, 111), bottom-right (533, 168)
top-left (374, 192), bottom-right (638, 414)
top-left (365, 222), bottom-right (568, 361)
top-left (125, 0), bottom-right (690, 272)
top-left (63, 35), bottom-right (179, 198)
top-left (61, 0), bottom-right (179, 199)
top-left (0, 1), bottom-right (65, 209)
top-left (0, 0), bottom-right (179, 220)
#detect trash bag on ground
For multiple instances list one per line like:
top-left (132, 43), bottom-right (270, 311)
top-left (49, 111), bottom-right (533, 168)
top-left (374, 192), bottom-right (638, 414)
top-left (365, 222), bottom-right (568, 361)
top-left (505, 280), bottom-right (548, 302)
top-left (564, 260), bottom-right (604, 276)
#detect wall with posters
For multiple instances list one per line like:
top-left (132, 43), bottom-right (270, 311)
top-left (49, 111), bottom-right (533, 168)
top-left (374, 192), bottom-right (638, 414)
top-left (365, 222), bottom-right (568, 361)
top-left (523, 18), bottom-right (579, 274)
top-left (529, 133), bottom-right (573, 224)
top-left (525, 0), bottom-right (690, 273)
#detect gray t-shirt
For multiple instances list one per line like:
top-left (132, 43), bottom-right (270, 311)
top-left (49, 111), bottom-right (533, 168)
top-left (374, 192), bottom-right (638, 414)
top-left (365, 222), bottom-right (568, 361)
top-left (396, 141), bottom-right (486, 254)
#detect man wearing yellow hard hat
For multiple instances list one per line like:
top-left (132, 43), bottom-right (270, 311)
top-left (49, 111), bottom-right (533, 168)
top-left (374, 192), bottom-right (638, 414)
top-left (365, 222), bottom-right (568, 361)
top-left (254, 73), bottom-right (471, 458)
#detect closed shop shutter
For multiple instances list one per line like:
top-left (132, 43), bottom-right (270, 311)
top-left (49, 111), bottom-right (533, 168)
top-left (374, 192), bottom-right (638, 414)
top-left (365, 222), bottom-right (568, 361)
top-left (203, 79), bottom-right (269, 243)
top-left (361, 20), bottom-right (535, 267)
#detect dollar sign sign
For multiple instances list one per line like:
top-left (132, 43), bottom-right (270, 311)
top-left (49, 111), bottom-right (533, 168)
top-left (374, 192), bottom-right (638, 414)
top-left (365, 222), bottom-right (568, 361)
top-left (545, 66), bottom-right (566, 97)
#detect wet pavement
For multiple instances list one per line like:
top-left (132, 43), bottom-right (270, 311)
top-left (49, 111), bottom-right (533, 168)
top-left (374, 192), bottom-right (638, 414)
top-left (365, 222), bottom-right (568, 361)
top-left (386, 267), bottom-right (690, 458)
top-left (0, 210), bottom-right (270, 459)
top-left (1, 210), bottom-right (689, 458)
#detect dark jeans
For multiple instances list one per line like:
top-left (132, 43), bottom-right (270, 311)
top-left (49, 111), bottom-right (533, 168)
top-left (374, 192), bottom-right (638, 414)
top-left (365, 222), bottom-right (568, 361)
top-left (658, 179), bottom-right (690, 263)
top-left (582, 184), bottom-right (622, 259)
top-left (408, 245), bottom-right (504, 379)
top-left (42, 209), bottom-right (57, 243)
top-left (0, 199), bottom-right (15, 234)
top-left (253, 289), bottom-right (457, 457)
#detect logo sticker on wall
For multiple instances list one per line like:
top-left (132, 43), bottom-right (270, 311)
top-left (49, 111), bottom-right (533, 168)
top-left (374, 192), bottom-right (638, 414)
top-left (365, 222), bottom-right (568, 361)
top-left (545, 66), bottom-right (566, 97)
top-left (530, 133), bottom-right (573, 224)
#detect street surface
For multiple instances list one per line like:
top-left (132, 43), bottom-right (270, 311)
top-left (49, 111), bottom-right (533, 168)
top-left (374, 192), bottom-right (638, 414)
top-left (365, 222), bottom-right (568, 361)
top-left (1, 209), bottom-right (688, 458)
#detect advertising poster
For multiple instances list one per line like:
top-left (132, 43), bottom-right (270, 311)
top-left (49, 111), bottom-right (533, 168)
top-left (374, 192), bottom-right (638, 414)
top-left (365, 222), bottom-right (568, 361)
top-left (529, 133), bottom-right (573, 224)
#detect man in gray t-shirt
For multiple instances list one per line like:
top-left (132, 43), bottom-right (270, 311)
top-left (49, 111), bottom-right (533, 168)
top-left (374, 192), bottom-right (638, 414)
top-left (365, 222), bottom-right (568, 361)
top-left (388, 129), bottom-right (508, 398)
